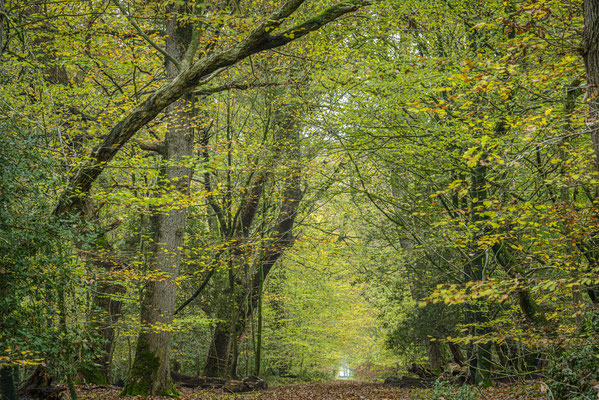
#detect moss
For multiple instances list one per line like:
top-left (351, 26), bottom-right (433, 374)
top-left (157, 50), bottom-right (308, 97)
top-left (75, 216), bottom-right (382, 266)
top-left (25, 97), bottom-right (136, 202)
top-left (78, 365), bottom-right (108, 385)
top-left (119, 339), bottom-right (179, 398)
top-left (120, 339), bottom-right (159, 397)
top-left (163, 383), bottom-right (180, 398)
top-left (121, 381), bottom-right (179, 398)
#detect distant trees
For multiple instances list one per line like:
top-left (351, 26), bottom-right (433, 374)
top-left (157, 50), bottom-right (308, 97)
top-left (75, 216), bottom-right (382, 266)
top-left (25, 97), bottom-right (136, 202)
top-left (310, 0), bottom-right (599, 386)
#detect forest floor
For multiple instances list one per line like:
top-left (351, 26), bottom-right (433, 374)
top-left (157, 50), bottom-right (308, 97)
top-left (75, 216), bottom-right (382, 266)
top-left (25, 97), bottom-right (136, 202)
top-left (75, 380), bottom-right (545, 400)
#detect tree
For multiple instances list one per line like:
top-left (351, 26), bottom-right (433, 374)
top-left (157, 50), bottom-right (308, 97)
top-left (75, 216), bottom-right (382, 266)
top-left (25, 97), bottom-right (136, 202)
top-left (584, 0), bottom-right (599, 164)
top-left (121, 2), bottom-right (197, 395)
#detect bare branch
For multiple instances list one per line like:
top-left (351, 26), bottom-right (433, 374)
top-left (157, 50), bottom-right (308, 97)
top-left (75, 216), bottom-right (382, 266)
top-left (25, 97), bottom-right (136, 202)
top-left (194, 81), bottom-right (282, 96)
top-left (110, 0), bottom-right (181, 70)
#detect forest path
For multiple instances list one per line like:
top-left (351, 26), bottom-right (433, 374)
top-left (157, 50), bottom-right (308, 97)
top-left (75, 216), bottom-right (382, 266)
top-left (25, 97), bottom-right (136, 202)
top-left (76, 380), bottom-right (543, 400)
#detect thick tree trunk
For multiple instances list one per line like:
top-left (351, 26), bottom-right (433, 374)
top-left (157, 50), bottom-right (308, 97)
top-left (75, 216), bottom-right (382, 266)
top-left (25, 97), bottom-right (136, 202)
top-left (584, 0), bottom-right (599, 165)
top-left (122, 8), bottom-right (194, 396)
top-left (121, 99), bottom-right (193, 397)
top-left (583, 0), bottom-right (599, 303)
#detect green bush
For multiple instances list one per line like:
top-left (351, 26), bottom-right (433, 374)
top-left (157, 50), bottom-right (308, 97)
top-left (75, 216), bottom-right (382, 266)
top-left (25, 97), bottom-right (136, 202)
top-left (429, 379), bottom-right (476, 400)
top-left (546, 342), bottom-right (599, 400)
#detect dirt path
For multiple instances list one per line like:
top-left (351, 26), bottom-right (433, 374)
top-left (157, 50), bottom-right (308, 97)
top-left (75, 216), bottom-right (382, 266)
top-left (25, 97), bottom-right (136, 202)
top-left (76, 380), bottom-right (544, 400)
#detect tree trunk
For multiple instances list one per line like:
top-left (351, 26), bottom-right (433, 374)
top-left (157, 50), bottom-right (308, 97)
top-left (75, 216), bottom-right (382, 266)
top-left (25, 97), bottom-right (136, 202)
top-left (582, 0), bottom-right (599, 303)
top-left (203, 104), bottom-right (303, 378)
top-left (81, 249), bottom-right (125, 384)
top-left (466, 162), bottom-right (492, 387)
top-left (18, 365), bottom-right (65, 400)
top-left (584, 0), bottom-right (599, 165)
top-left (254, 261), bottom-right (264, 376)
top-left (122, 7), bottom-right (194, 396)
top-left (0, 367), bottom-right (16, 400)
top-left (0, 0), bottom-right (4, 59)
top-left (246, 111), bottom-right (303, 319)
top-left (204, 323), bottom-right (232, 378)
top-left (448, 342), bottom-right (465, 366)
top-left (427, 339), bottom-right (443, 372)
top-left (85, 277), bottom-right (124, 383)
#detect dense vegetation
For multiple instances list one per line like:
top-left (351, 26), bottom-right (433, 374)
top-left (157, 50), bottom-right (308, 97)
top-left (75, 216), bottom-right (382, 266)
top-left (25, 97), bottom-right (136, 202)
top-left (1, 0), bottom-right (599, 399)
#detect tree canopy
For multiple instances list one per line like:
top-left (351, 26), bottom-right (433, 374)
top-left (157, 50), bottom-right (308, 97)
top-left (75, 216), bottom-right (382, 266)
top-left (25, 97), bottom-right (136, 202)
top-left (2, 0), bottom-right (599, 399)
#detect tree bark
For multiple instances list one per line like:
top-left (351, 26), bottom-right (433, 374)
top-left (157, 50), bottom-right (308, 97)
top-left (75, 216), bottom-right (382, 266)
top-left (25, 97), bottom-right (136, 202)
top-left (204, 323), bottom-right (233, 378)
top-left (427, 339), bottom-right (443, 372)
top-left (448, 342), bottom-right (465, 366)
top-left (17, 365), bottom-right (65, 400)
top-left (582, 0), bottom-right (599, 303)
top-left (254, 256), bottom-right (264, 376)
top-left (122, 7), bottom-right (194, 396)
top-left (584, 0), bottom-right (599, 165)
top-left (0, 0), bottom-right (5, 59)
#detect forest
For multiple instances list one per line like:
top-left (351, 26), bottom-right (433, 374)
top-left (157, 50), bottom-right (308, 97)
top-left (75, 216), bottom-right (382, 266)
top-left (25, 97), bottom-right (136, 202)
top-left (1, 0), bottom-right (599, 399)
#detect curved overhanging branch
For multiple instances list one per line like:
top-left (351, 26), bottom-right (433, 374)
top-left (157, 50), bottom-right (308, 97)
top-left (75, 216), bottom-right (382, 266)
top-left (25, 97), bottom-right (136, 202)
top-left (53, 0), bottom-right (372, 217)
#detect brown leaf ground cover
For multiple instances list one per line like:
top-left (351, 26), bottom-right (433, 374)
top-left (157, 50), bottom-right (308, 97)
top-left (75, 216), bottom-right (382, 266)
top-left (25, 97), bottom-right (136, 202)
top-left (75, 380), bottom-right (544, 400)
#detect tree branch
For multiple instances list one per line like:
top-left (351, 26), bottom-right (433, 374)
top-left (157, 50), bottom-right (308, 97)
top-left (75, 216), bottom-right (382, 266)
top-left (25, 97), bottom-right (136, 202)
top-left (53, 0), bottom-right (373, 217)
top-left (138, 142), bottom-right (166, 156)
top-left (110, 0), bottom-right (181, 70)
top-left (174, 249), bottom-right (225, 315)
